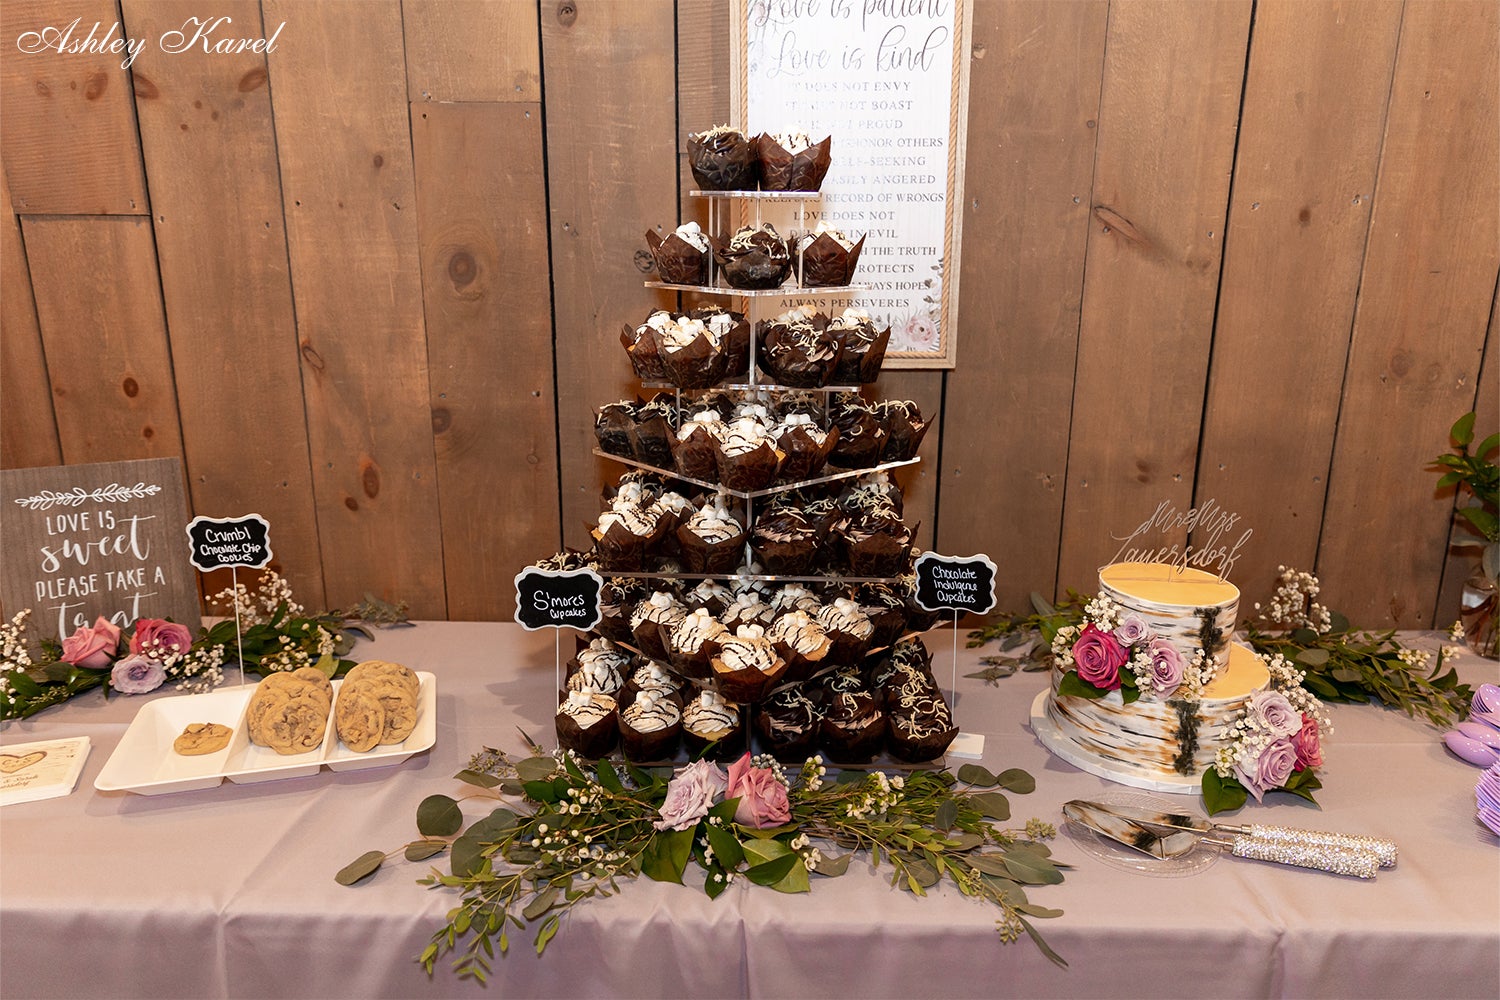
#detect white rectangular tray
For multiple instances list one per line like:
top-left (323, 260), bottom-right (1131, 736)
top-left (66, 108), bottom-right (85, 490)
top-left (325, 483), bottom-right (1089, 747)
top-left (95, 672), bottom-right (436, 795)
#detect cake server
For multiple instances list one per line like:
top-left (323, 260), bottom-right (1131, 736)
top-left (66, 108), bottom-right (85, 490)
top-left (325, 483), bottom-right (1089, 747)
top-left (1068, 799), bottom-right (1398, 868)
top-left (1062, 800), bottom-right (1381, 878)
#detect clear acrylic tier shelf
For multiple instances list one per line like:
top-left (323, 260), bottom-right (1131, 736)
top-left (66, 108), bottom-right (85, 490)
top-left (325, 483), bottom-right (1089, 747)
top-left (639, 380), bottom-right (865, 393)
top-left (644, 281), bottom-right (868, 297)
top-left (592, 448), bottom-right (918, 499)
top-left (688, 189), bottom-right (823, 200)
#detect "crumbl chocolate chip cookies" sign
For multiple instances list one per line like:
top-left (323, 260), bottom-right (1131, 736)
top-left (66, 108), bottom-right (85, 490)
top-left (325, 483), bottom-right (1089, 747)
top-left (513, 568), bottom-right (604, 632)
top-left (913, 551), bottom-right (996, 615)
top-left (186, 514), bottom-right (272, 571)
top-left (1, 458), bottom-right (201, 640)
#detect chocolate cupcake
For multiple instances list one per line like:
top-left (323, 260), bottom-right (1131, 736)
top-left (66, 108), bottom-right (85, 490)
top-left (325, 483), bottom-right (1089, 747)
top-left (757, 131), bottom-right (832, 192)
top-left (765, 610), bottom-right (833, 683)
top-left (622, 658), bottom-right (685, 709)
top-left (877, 400), bottom-right (930, 462)
top-left (595, 402), bottom-right (637, 459)
top-left (751, 507), bottom-right (821, 576)
top-left (754, 684), bottom-right (823, 761)
top-left (591, 503), bottom-right (668, 572)
top-left (828, 309), bottom-right (891, 385)
top-left (769, 582), bottom-right (824, 618)
top-left (682, 688), bottom-right (743, 760)
top-left (711, 624), bottom-right (787, 703)
top-left (900, 571), bottom-right (942, 634)
top-left (657, 313), bottom-right (732, 390)
top-left (621, 311), bottom-right (671, 381)
top-left (630, 591), bottom-right (687, 661)
top-left (688, 125), bottom-right (760, 191)
top-left (684, 578), bottom-right (735, 616)
top-left (645, 222), bottom-right (711, 285)
top-left (854, 582), bottom-right (909, 648)
top-left (632, 393), bottom-right (679, 468)
top-left (719, 590), bottom-right (777, 632)
top-left (828, 395), bottom-right (888, 468)
top-left (556, 691), bottom-right (619, 759)
top-left (773, 413), bottom-right (838, 483)
top-left (531, 549), bottom-right (595, 573)
top-left (665, 607), bottom-right (728, 679)
top-left (676, 493), bottom-right (747, 574)
top-left (671, 407), bottom-right (726, 482)
top-left (839, 507), bottom-right (914, 578)
top-left (713, 223), bottom-right (792, 290)
top-left (715, 415), bottom-right (783, 491)
top-left (885, 677), bottom-right (957, 763)
top-left (692, 307), bottom-right (752, 379)
top-left (597, 577), bottom-right (648, 643)
top-left (757, 308), bottom-right (842, 388)
top-left (794, 224), bottom-right (865, 287)
top-left (619, 689), bottom-right (683, 762)
top-left (818, 667), bottom-right (885, 764)
top-left (815, 597), bottom-right (876, 662)
top-left (565, 637), bottom-right (631, 698)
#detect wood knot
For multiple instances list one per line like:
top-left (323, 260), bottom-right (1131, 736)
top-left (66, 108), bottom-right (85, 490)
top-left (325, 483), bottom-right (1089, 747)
top-left (1092, 204), bottom-right (1154, 255)
top-left (121, 377), bottom-right (139, 398)
top-left (431, 407), bottom-right (452, 434)
top-left (83, 71), bottom-right (108, 100)
top-left (632, 249), bottom-right (655, 273)
top-left (133, 74), bottom-right (159, 100)
top-left (237, 67), bottom-right (267, 92)
top-left (556, 2), bottom-right (578, 27)
top-left (299, 341), bottom-right (326, 372)
top-left (448, 250), bottom-right (477, 288)
top-left (361, 463), bottom-right (380, 499)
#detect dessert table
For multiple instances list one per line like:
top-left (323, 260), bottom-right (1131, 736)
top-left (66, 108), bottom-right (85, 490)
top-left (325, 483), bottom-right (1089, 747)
top-left (2, 623), bottom-right (1497, 999)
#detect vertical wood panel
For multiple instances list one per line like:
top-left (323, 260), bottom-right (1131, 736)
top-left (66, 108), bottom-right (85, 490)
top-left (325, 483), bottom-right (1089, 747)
top-left (1197, 0), bottom-right (1401, 610)
top-left (677, 0), bottom-right (732, 233)
top-left (938, 0), bottom-right (1107, 606)
top-left (0, 171), bottom-right (61, 468)
top-left (413, 102), bottom-right (559, 619)
top-left (0, 0), bottom-right (148, 214)
top-left (264, 1), bottom-right (446, 618)
top-left (122, 0), bottom-right (323, 605)
top-left (1056, 0), bottom-right (1251, 594)
top-left (543, 1), bottom-right (679, 548)
top-left (1318, 0), bottom-right (1500, 626)
top-left (22, 216), bottom-right (184, 464)
top-left (403, 0), bottom-right (540, 104)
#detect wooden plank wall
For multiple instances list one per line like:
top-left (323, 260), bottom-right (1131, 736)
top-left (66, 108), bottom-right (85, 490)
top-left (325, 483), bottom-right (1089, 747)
top-left (1, 0), bottom-right (1495, 630)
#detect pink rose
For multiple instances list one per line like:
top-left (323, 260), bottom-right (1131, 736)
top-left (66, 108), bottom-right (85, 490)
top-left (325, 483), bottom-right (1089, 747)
top-left (130, 618), bottom-right (194, 659)
top-left (1071, 624), bottom-right (1127, 690)
top-left (1235, 738), bottom-right (1298, 802)
top-left (111, 654), bottom-right (166, 695)
top-left (654, 759), bottom-right (728, 831)
top-left (1291, 713), bottom-right (1323, 771)
top-left (1147, 638), bottom-right (1185, 699)
top-left (60, 616), bottom-right (122, 670)
top-left (1249, 689), bottom-right (1302, 739)
top-left (726, 752), bottom-right (791, 829)
top-left (1114, 614), bottom-right (1152, 647)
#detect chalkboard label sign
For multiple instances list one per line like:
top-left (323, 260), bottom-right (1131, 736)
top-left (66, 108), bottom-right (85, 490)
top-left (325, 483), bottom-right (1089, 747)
top-left (913, 551), bottom-right (997, 615)
top-left (513, 568), bottom-right (603, 632)
top-left (185, 514), bottom-right (272, 571)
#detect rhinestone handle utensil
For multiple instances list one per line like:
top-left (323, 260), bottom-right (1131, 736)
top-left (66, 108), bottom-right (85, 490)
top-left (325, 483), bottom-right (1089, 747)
top-left (1206, 834), bottom-right (1381, 879)
top-left (1242, 824), bottom-right (1397, 868)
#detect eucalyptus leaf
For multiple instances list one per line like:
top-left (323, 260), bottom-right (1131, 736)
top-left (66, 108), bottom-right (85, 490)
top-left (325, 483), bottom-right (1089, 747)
top-left (1002, 852), bottom-right (1063, 885)
top-left (454, 769), bottom-right (501, 789)
top-left (1020, 917), bottom-right (1069, 969)
top-left (466, 808), bottom-right (520, 843)
top-left (1030, 592), bottom-right (1056, 617)
top-left (995, 768), bottom-right (1036, 793)
top-left (335, 850), bottom-right (385, 886)
top-left (522, 887), bottom-right (560, 921)
top-left (535, 915), bottom-right (560, 955)
top-left (946, 832), bottom-right (984, 851)
top-left (1016, 903), bottom-right (1064, 919)
top-left (417, 795), bottom-right (465, 838)
top-left (901, 857), bottom-right (940, 889)
top-left (515, 756), bottom-right (557, 782)
top-left (967, 854), bottom-right (1012, 877)
top-left (1295, 647), bottom-right (1331, 667)
top-left (450, 835), bottom-right (489, 878)
top-left (955, 763), bottom-right (997, 787)
top-left (969, 791), bottom-right (1010, 821)
top-left (809, 852), bottom-right (851, 877)
top-left (405, 840), bottom-right (448, 862)
top-left (934, 797), bottom-right (959, 831)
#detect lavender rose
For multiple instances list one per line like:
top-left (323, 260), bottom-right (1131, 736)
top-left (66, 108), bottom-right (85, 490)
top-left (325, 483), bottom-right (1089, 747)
top-left (1291, 713), bottom-right (1323, 771)
top-left (60, 616), bottom-right (122, 670)
top-left (129, 618), bottom-right (194, 659)
top-left (1146, 638), bottom-right (1185, 698)
top-left (1071, 624), bottom-right (1127, 690)
top-left (1248, 689), bottom-right (1302, 739)
top-left (1114, 614), bottom-right (1152, 647)
top-left (1235, 737), bottom-right (1298, 802)
top-left (111, 653), bottom-right (166, 695)
top-left (726, 752), bottom-right (791, 828)
top-left (654, 758), bottom-right (728, 831)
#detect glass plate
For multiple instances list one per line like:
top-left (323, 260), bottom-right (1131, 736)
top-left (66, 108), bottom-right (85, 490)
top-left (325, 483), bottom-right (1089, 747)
top-left (1064, 789), bottom-right (1221, 878)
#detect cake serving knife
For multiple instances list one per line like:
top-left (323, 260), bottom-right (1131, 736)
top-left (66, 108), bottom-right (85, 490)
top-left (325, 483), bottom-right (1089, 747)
top-left (1062, 800), bottom-right (1381, 879)
top-left (1070, 799), bottom-right (1398, 868)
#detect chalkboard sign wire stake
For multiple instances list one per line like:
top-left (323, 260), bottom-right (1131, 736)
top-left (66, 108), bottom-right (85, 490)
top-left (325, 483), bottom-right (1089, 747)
top-left (231, 566), bottom-right (246, 688)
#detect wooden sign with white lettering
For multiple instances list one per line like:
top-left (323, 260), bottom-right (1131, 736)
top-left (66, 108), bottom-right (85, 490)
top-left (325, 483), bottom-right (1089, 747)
top-left (0, 458), bottom-right (202, 641)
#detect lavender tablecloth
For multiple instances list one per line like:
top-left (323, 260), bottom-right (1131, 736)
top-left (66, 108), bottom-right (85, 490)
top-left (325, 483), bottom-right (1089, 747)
top-left (2, 624), bottom-right (1497, 999)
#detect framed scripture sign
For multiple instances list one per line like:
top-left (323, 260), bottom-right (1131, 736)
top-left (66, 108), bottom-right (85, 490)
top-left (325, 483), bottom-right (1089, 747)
top-left (913, 551), bottom-right (997, 615)
top-left (186, 514), bottom-right (272, 572)
top-left (1, 458), bottom-right (202, 641)
top-left (513, 568), bottom-right (604, 632)
top-left (736, 0), bottom-right (973, 367)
